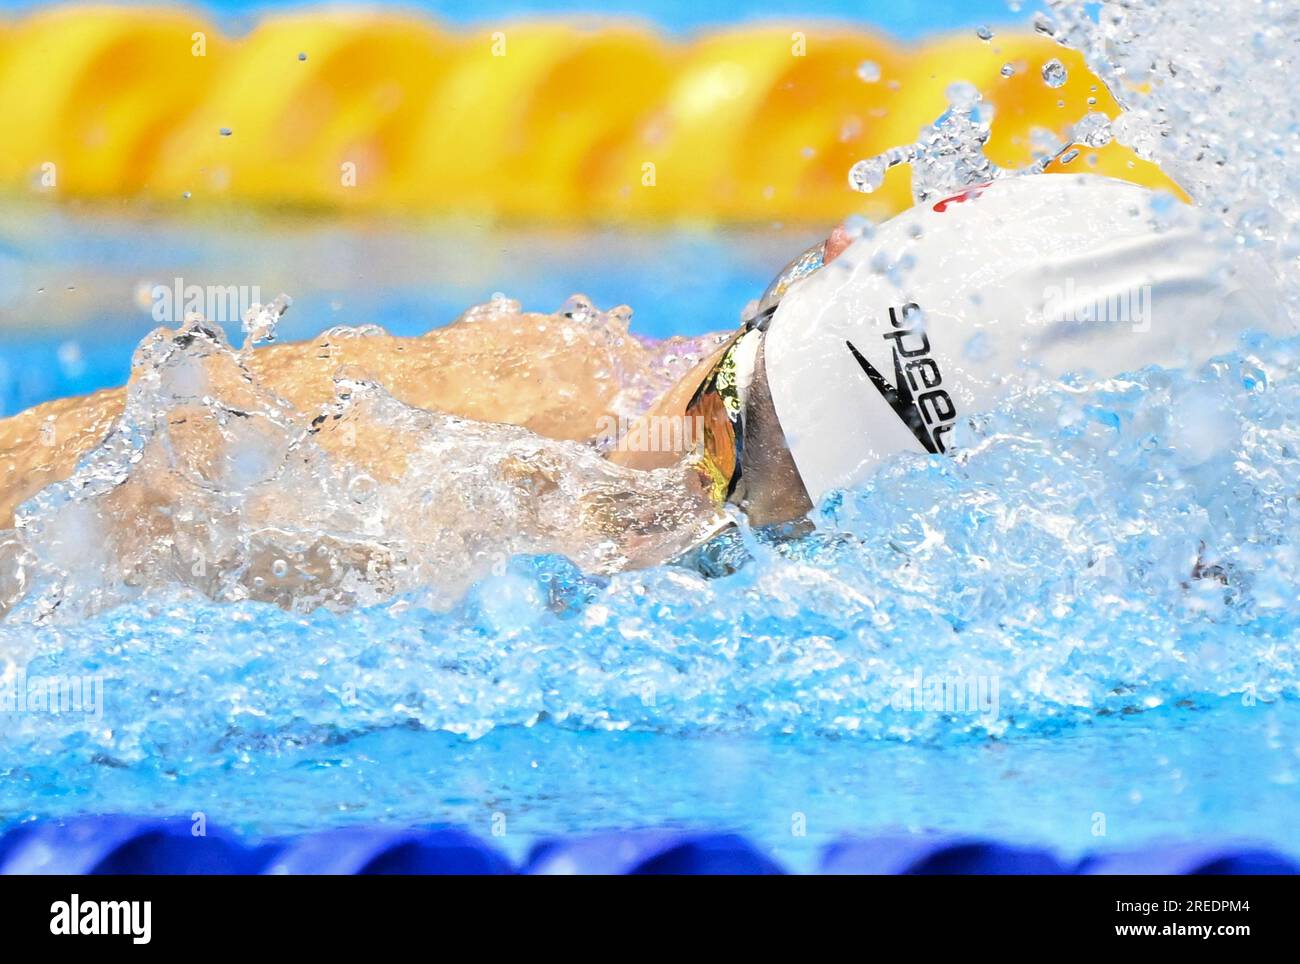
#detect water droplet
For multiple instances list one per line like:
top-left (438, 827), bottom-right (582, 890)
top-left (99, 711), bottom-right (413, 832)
top-left (272, 559), bottom-right (289, 578)
top-left (856, 60), bottom-right (880, 83)
top-left (297, 52), bottom-right (307, 62)
top-left (841, 213), bottom-right (871, 242)
top-left (241, 293), bottom-right (292, 348)
top-left (848, 157), bottom-right (887, 194)
top-left (946, 81), bottom-right (980, 110)
top-left (560, 294), bottom-right (596, 324)
top-left (219, 127), bottom-right (233, 137)
top-left (1112, 111), bottom-right (1160, 160)
top-left (1041, 59), bottom-right (1069, 89)
top-left (348, 474), bottom-right (378, 504)
top-left (976, 25), bottom-right (994, 41)
top-left (1000, 63), bottom-right (1016, 78)
top-left (1073, 111), bottom-right (1114, 148)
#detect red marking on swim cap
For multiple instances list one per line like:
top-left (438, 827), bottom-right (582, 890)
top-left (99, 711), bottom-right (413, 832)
top-left (933, 182), bottom-right (993, 213)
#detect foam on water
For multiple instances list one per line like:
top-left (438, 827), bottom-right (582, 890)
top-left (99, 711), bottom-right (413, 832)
top-left (1, 0), bottom-right (1298, 839)
top-left (2, 329), bottom-right (1297, 760)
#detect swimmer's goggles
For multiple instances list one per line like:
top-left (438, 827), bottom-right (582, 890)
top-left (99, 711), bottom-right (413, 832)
top-left (686, 238), bottom-right (829, 504)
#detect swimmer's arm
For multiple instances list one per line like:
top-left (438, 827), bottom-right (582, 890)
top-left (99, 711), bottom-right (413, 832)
top-left (0, 308), bottom-right (640, 530)
top-left (0, 386), bottom-right (127, 531)
top-left (605, 332), bottom-right (742, 472)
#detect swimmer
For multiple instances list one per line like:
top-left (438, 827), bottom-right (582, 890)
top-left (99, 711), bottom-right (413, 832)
top-left (612, 172), bottom-right (1290, 531)
top-left (0, 173), bottom-right (1291, 597)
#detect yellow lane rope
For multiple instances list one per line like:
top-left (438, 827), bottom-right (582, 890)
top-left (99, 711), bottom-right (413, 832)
top-left (0, 8), bottom-right (1182, 220)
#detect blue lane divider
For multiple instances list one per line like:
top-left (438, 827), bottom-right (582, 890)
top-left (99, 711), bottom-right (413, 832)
top-left (0, 818), bottom-right (1295, 874)
top-left (525, 829), bottom-right (689, 874)
top-left (261, 826), bottom-right (512, 875)
top-left (526, 830), bottom-right (784, 875)
top-left (820, 835), bottom-right (1067, 875)
top-left (1075, 843), bottom-right (1300, 875)
top-left (0, 816), bottom-right (265, 874)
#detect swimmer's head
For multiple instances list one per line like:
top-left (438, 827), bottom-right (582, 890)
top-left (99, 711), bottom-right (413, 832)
top-left (696, 173), bottom-right (1290, 526)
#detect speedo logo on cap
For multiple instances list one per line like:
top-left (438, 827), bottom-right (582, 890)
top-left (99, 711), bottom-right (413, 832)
top-left (847, 303), bottom-right (956, 454)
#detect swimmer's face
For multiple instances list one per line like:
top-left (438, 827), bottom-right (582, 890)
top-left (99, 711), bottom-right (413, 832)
top-left (678, 221), bottom-right (863, 526)
top-left (686, 223), bottom-right (854, 524)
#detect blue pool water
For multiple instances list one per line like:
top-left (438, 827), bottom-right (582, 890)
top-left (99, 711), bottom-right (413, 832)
top-left (2, 207), bottom-right (1299, 869)
top-left (0, 205), bottom-right (817, 415)
top-left (5, 690), bottom-right (1298, 872)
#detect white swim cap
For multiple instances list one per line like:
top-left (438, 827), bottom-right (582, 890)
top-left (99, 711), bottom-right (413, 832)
top-left (762, 173), bottom-right (1289, 507)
